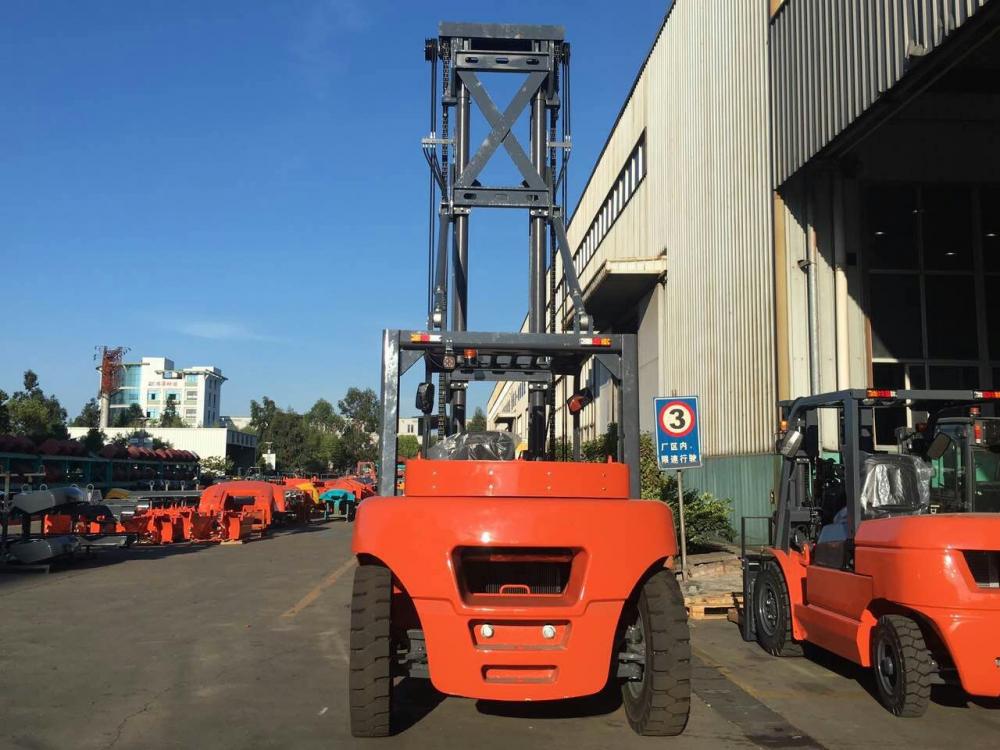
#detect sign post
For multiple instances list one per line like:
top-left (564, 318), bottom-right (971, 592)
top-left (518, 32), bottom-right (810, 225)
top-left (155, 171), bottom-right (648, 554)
top-left (653, 396), bottom-right (702, 580)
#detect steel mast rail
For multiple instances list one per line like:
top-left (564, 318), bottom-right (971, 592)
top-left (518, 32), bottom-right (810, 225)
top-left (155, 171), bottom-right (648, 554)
top-left (380, 23), bottom-right (637, 492)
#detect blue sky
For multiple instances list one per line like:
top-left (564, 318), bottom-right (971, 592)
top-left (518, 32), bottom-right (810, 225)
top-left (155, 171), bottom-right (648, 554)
top-left (1, 0), bottom-right (668, 420)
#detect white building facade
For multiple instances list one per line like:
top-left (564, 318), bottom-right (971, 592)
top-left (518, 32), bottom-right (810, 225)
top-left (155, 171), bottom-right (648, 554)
top-left (68, 426), bottom-right (256, 467)
top-left (110, 356), bottom-right (227, 427)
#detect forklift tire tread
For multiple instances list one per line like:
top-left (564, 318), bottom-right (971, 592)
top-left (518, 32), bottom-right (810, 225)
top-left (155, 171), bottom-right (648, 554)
top-left (754, 562), bottom-right (803, 657)
top-left (872, 614), bottom-right (933, 718)
top-left (622, 569), bottom-right (691, 736)
top-left (349, 564), bottom-right (393, 737)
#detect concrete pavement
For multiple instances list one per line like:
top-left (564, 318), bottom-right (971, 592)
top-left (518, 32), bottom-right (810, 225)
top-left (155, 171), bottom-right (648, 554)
top-left (1, 522), bottom-right (997, 749)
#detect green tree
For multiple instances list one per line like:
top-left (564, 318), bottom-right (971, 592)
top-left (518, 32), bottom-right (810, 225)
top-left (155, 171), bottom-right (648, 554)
top-left (80, 427), bottom-right (106, 454)
top-left (110, 429), bottom-right (173, 450)
top-left (397, 434), bottom-right (420, 459)
top-left (581, 422), bottom-right (619, 463)
top-left (159, 394), bottom-right (185, 428)
top-left (336, 387), bottom-right (378, 471)
top-left (466, 407), bottom-right (487, 433)
top-left (72, 398), bottom-right (102, 427)
top-left (306, 398), bottom-right (344, 433)
top-left (7, 370), bottom-right (69, 442)
top-left (0, 389), bottom-right (10, 433)
top-left (338, 387), bottom-right (379, 433)
top-left (199, 455), bottom-right (234, 482)
top-left (114, 403), bottom-right (145, 428)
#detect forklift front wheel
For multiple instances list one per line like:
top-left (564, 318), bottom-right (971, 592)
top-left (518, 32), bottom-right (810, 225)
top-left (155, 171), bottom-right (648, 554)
top-left (620, 569), bottom-right (691, 736)
top-left (349, 564), bottom-right (394, 737)
top-left (753, 563), bottom-right (802, 657)
top-left (871, 614), bottom-right (932, 718)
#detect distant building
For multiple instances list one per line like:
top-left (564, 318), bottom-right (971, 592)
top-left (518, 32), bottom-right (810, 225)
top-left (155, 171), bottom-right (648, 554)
top-left (398, 417), bottom-right (420, 437)
top-left (68, 426), bottom-right (256, 468)
top-left (220, 416), bottom-right (252, 431)
top-left (109, 356), bottom-right (226, 427)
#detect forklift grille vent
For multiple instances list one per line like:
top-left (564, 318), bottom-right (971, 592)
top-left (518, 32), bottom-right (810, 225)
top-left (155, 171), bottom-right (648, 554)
top-left (458, 547), bottom-right (574, 595)
top-left (963, 551), bottom-right (1000, 589)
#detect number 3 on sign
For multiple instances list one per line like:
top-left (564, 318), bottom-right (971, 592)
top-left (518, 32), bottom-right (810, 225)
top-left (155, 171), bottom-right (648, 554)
top-left (659, 400), bottom-right (695, 438)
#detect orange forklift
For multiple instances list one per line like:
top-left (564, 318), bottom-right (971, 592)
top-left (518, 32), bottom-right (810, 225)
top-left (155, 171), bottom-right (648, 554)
top-left (348, 22), bottom-right (689, 737)
top-left (742, 389), bottom-right (1000, 717)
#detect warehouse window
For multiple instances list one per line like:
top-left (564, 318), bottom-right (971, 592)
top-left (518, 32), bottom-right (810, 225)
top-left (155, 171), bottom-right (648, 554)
top-left (124, 366), bottom-right (142, 389)
top-left (866, 183), bottom-right (1000, 443)
top-left (571, 132), bottom-right (647, 277)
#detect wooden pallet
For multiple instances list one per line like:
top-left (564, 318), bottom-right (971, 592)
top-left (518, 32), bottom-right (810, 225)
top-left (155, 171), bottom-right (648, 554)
top-left (685, 591), bottom-right (743, 621)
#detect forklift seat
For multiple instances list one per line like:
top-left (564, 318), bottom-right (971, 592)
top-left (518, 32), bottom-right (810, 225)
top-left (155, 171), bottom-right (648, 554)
top-left (860, 453), bottom-right (932, 519)
top-left (814, 507), bottom-right (851, 568)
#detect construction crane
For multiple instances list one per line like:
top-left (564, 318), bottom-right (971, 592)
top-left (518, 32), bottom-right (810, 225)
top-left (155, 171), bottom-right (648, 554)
top-left (348, 23), bottom-right (689, 738)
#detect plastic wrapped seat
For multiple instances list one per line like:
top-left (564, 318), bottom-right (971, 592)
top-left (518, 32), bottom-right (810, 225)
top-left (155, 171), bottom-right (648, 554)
top-left (860, 453), bottom-right (932, 519)
top-left (426, 431), bottom-right (518, 461)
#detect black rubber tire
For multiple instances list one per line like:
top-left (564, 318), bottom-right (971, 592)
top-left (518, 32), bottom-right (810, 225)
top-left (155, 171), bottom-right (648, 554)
top-left (753, 562), bottom-right (803, 656)
top-left (871, 614), bottom-right (932, 718)
top-left (621, 570), bottom-right (691, 736)
top-left (349, 564), bottom-right (394, 737)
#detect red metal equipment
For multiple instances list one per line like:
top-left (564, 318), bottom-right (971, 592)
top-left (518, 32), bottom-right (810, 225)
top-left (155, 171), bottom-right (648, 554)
top-left (354, 460), bottom-right (679, 701)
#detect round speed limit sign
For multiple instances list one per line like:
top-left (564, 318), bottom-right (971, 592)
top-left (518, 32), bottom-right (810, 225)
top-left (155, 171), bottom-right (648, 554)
top-left (658, 400), bottom-right (695, 438)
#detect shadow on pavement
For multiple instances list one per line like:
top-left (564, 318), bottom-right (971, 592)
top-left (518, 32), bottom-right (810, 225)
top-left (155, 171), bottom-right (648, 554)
top-left (393, 677), bottom-right (448, 732)
top-left (803, 641), bottom-right (1000, 711)
top-left (0, 539), bottom-right (221, 586)
top-left (476, 682), bottom-right (623, 720)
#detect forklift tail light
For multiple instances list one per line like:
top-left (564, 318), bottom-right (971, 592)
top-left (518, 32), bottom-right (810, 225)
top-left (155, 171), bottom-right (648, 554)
top-left (579, 336), bottom-right (611, 347)
top-left (974, 391), bottom-right (1000, 399)
top-left (866, 389), bottom-right (896, 399)
top-left (410, 332), bottom-right (442, 343)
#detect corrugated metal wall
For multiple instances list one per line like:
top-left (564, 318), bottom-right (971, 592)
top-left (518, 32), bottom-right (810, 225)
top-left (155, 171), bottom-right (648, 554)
top-left (682, 453), bottom-right (779, 537)
top-left (557, 0), bottom-right (776, 458)
top-left (771, 0), bottom-right (992, 186)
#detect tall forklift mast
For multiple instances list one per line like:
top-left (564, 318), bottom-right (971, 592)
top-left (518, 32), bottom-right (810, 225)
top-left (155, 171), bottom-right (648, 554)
top-left (353, 25), bottom-right (687, 738)
top-left (377, 23), bottom-right (642, 496)
top-left (421, 23), bottom-right (591, 449)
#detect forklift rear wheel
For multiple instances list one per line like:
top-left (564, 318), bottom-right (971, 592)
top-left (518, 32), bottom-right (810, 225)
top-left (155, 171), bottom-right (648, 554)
top-left (871, 614), bottom-right (932, 718)
top-left (753, 563), bottom-right (802, 656)
top-left (621, 569), bottom-right (691, 736)
top-left (349, 564), bottom-right (394, 737)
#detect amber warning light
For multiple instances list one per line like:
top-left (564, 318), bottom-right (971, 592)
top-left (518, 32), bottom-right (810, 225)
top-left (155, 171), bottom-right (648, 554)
top-left (866, 389), bottom-right (896, 399)
top-left (410, 332), bottom-right (442, 343)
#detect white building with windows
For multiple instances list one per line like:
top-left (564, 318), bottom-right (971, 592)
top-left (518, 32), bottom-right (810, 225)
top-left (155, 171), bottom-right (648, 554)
top-left (109, 356), bottom-right (227, 427)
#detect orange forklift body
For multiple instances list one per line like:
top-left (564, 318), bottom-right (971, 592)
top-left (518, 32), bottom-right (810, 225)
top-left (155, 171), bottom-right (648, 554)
top-left (352, 458), bottom-right (678, 701)
top-left (767, 514), bottom-right (1000, 697)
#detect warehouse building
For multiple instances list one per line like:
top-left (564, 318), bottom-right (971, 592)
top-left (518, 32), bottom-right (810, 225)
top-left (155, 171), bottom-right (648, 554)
top-left (488, 0), bottom-right (1000, 524)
